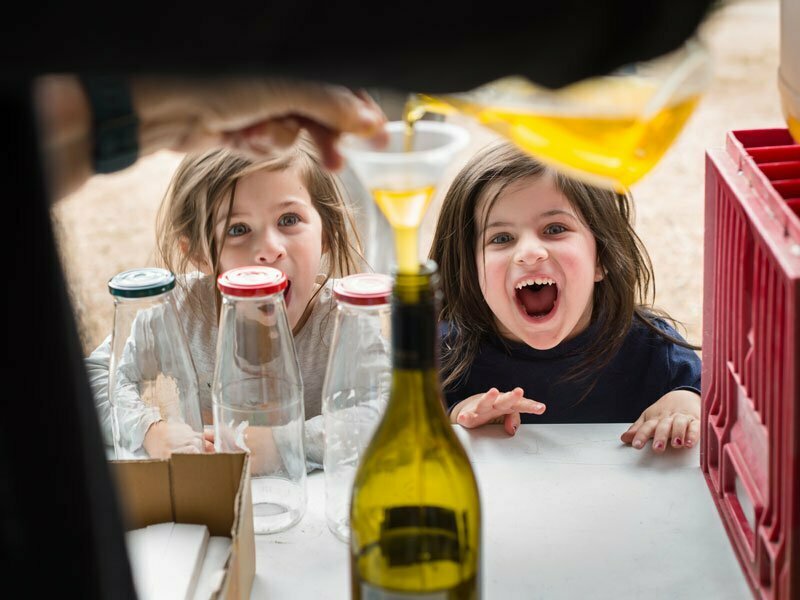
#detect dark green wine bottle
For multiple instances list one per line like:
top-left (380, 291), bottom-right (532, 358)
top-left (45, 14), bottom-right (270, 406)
top-left (349, 261), bottom-right (481, 599)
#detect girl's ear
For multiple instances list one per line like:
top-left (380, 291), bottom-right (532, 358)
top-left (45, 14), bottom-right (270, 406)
top-left (594, 260), bottom-right (605, 283)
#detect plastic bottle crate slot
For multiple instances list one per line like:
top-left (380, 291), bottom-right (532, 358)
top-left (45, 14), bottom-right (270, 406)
top-left (702, 128), bottom-right (800, 600)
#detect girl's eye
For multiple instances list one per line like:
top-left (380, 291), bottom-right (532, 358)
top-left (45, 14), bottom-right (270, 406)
top-left (278, 213), bottom-right (300, 227)
top-left (544, 224), bottom-right (567, 235)
top-left (227, 223), bottom-right (250, 237)
top-left (489, 233), bottom-right (513, 245)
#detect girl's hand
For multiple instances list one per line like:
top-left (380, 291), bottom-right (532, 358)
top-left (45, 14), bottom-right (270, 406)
top-left (142, 420), bottom-right (211, 459)
top-left (450, 387), bottom-right (546, 436)
top-left (620, 389), bottom-right (701, 452)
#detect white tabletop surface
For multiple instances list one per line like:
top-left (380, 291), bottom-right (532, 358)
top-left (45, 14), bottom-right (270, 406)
top-left (250, 424), bottom-right (751, 599)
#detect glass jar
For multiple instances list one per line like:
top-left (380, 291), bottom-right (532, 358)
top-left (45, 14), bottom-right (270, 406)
top-left (212, 266), bottom-right (306, 534)
top-left (322, 273), bottom-right (392, 542)
top-left (107, 267), bottom-right (203, 459)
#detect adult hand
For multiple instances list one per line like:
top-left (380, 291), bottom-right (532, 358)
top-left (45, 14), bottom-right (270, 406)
top-left (450, 387), bottom-right (546, 436)
top-left (34, 75), bottom-right (390, 199)
top-left (620, 389), bottom-right (701, 452)
top-left (133, 77), bottom-right (389, 169)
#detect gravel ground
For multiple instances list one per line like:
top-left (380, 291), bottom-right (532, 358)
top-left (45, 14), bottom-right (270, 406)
top-left (50, 0), bottom-right (785, 356)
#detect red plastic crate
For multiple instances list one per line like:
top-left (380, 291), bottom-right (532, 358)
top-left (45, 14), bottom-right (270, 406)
top-left (702, 128), bottom-right (800, 600)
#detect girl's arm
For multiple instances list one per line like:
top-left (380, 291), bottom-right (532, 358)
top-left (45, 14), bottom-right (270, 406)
top-left (85, 307), bottom-right (206, 458)
top-left (84, 334), bottom-right (161, 454)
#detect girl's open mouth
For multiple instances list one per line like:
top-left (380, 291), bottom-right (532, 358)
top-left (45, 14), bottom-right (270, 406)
top-left (515, 279), bottom-right (558, 319)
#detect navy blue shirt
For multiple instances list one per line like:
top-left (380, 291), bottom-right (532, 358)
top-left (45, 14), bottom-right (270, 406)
top-left (441, 318), bottom-right (701, 423)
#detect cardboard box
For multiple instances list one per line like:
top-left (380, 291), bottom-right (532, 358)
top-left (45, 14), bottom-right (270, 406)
top-left (111, 452), bottom-right (255, 600)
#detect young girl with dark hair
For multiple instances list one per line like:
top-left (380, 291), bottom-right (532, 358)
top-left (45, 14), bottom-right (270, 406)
top-left (430, 141), bottom-right (701, 452)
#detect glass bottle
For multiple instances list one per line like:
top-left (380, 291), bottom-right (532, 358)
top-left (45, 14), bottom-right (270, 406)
top-left (212, 266), bottom-right (306, 534)
top-left (107, 267), bottom-right (203, 460)
top-left (349, 261), bottom-right (482, 598)
top-left (322, 273), bottom-right (393, 543)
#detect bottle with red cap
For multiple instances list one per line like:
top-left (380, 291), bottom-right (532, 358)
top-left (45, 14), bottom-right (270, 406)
top-left (321, 272), bottom-right (392, 542)
top-left (212, 266), bottom-right (306, 534)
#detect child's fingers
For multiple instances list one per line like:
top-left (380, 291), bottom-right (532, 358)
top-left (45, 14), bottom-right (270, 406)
top-left (651, 417), bottom-right (674, 453)
top-left (490, 389), bottom-right (545, 415)
top-left (620, 414), bottom-right (645, 444)
top-left (504, 412), bottom-right (521, 437)
top-left (512, 398), bottom-right (546, 415)
top-left (630, 419), bottom-right (658, 449)
top-left (488, 388), bottom-right (523, 411)
top-left (685, 418), bottom-right (701, 448)
top-left (473, 388), bottom-right (501, 414)
top-left (670, 414), bottom-right (691, 448)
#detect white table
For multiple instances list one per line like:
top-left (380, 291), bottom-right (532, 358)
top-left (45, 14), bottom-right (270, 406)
top-left (251, 424), bottom-right (752, 599)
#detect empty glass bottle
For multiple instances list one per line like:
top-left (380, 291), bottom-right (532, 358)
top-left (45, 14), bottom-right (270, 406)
top-left (212, 266), bottom-right (306, 534)
top-left (107, 267), bottom-right (203, 460)
top-left (322, 273), bottom-right (392, 542)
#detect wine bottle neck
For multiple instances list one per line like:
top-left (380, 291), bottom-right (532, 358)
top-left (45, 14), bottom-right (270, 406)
top-left (391, 301), bottom-right (437, 370)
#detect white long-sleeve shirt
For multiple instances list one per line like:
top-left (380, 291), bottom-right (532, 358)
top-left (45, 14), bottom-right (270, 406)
top-left (85, 271), bottom-right (389, 471)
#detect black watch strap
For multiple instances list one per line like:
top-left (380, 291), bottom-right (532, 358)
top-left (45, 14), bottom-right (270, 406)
top-left (79, 75), bottom-right (139, 174)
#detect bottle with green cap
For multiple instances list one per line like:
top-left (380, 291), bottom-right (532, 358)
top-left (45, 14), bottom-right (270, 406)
top-left (107, 267), bottom-right (203, 460)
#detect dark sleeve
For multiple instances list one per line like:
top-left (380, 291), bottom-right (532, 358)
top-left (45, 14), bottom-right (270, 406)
top-left (655, 320), bottom-right (702, 396)
top-left (438, 321), bottom-right (467, 414)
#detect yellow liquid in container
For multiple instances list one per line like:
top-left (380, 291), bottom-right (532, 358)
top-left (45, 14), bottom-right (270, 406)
top-left (788, 115), bottom-right (800, 144)
top-left (405, 76), bottom-right (701, 191)
top-left (372, 186), bottom-right (435, 274)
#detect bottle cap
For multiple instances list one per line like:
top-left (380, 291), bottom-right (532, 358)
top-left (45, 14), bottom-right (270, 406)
top-left (333, 273), bottom-right (392, 306)
top-left (108, 267), bottom-right (176, 298)
top-left (217, 266), bottom-right (288, 297)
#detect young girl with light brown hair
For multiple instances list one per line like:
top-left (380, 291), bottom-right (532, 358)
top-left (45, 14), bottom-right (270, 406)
top-left (85, 136), bottom-right (377, 468)
top-left (430, 141), bottom-right (701, 452)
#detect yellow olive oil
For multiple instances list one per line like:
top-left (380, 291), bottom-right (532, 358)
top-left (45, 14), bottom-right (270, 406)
top-left (372, 186), bottom-right (436, 274)
top-left (404, 76), bottom-right (701, 191)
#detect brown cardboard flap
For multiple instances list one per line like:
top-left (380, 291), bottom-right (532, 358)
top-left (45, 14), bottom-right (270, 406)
top-left (111, 460), bottom-right (173, 529)
top-left (226, 453), bottom-right (255, 600)
top-left (171, 453), bottom-right (245, 537)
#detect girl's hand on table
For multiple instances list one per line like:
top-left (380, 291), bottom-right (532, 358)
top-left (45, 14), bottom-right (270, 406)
top-left (450, 387), bottom-right (546, 436)
top-left (620, 389), bottom-right (701, 452)
top-left (142, 420), bottom-right (212, 459)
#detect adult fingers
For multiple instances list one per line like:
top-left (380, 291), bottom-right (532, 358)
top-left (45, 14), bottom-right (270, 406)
top-left (293, 116), bottom-right (343, 170)
top-left (354, 89), bottom-right (390, 147)
top-left (276, 81), bottom-right (387, 140)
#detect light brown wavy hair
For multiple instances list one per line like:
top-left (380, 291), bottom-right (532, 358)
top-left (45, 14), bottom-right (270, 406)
top-left (430, 141), bottom-right (699, 393)
top-left (156, 135), bottom-right (365, 327)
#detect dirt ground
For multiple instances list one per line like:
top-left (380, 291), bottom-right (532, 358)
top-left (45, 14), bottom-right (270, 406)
top-left (50, 0), bottom-right (785, 356)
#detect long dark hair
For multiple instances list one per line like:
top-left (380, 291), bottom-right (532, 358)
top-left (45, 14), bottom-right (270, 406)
top-left (430, 141), bottom-right (699, 392)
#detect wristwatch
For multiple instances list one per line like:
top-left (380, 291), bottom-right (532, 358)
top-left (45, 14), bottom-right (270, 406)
top-left (79, 75), bottom-right (139, 174)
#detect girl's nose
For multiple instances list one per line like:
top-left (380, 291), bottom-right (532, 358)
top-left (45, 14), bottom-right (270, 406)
top-left (255, 232), bottom-right (285, 265)
top-left (514, 236), bottom-right (548, 265)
